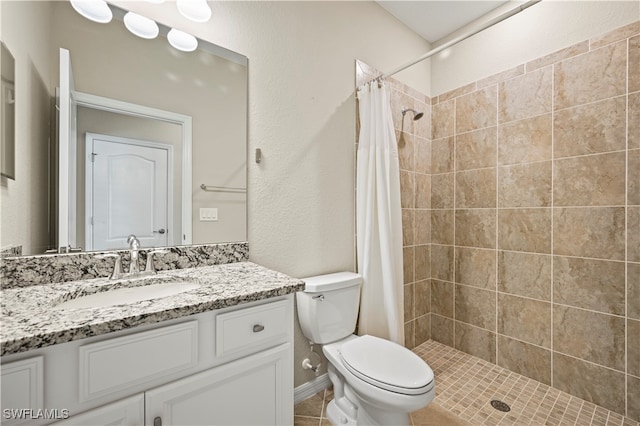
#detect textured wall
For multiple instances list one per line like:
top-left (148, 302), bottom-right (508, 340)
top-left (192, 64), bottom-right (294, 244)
top-left (429, 21), bottom-right (639, 420)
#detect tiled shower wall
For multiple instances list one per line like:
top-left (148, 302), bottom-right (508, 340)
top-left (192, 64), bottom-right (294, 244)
top-left (428, 21), bottom-right (639, 421)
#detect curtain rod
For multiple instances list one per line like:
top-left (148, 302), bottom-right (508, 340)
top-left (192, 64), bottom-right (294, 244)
top-left (377, 0), bottom-right (542, 81)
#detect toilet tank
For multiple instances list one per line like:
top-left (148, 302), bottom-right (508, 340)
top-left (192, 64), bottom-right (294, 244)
top-left (296, 272), bottom-right (362, 344)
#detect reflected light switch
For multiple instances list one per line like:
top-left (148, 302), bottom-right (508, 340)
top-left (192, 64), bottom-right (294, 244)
top-left (199, 208), bottom-right (218, 221)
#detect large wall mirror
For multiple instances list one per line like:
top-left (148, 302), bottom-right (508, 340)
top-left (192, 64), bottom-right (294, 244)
top-left (0, 1), bottom-right (248, 256)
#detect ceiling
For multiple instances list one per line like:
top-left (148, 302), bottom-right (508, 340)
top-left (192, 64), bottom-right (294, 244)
top-left (376, 1), bottom-right (509, 43)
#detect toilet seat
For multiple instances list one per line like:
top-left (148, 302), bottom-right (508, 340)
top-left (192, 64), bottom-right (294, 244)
top-left (339, 335), bottom-right (434, 396)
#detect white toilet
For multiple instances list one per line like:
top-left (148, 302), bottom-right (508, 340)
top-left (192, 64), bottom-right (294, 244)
top-left (297, 272), bottom-right (435, 425)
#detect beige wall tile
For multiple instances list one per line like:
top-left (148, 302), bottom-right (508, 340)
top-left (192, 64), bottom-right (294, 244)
top-left (432, 137), bottom-right (454, 173)
top-left (414, 209), bottom-right (430, 245)
top-left (404, 320), bottom-right (415, 349)
top-left (397, 131), bottom-right (414, 171)
top-left (400, 170), bottom-right (414, 208)
top-left (414, 137), bottom-right (431, 175)
top-left (498, 114), bottom-right (552, 165)
top-left (431, 210), bottom-right (454, 245)
top-left (439, 82), bottom-right (477, 103)
top-left (526, 41), bottom-right (589, 72)
top-left (628, 375), bottom-right (640, 422)
top-left (431, 280), bottom-right (454, 318)
top-left (498, 293), bottom-right (551, 347)
top-left (629, 263), bottom-right (640, 320)
top-left (415, 315), bottom-right (430, 346)
top-left (455, 127), bottom-right (497, 172)
top-left (630, 207), bottom-right (640, 262)
top-left (455, 285), bottom-right (496, 331)
top-left (415, 279), bottom-right (430, 316)
top-left (629, 319), bottom-right (640, 377)
top-left (497, 335), bottom-right (551, 385)
top-left (477, 65), bottom-right (524, 89)
top-left (590, 21), bottom-right (640, 49)
top-left (553, 352), bottom-right (625, 415)
top-left (554, 96), bottom-right (627, 158)
top-left (498, 161), bottom-right (551, 208)
top-left (498, 208), bottom-right (551, 254)
top-left (456, 86), bottom-right (497, 133)
top-left (431, 314), bottom-right (454, 346)
top-left (553, 257), bottom-right (626, 316)
top-left (553, 152), bottom-right (626, 207)
top-left (431, 173), bottom-right (454, 209)
top-left (415, 244), bottom-right (430, 281)
top-left (630, 149), bottom-right (640, 205)
top-left (414, 173), bottom-right (431, 209)
top-left (432, 244), bottom-right (454, 282)
top-left (455, 209), bottom-right (496, 249)
top-left (499, 66), bottom-right (552, 123)
top-left (432, 100), bottom-right (455, 139)
top-left (454, 321), bottom-right (496, 363)
top-left (455, 168), bottom-right (497, 209)
top-left (630, 92), bottom-right (640, 150)
top-left (402, 209), bottom-right (414, 246)
top-left (404, 283), bottom-right (415, 322)
top-left (554, 41), bottom-right (627, 110)
top-left (454, 247), bottom-right (496, 290)
top-left (631, 35), bottom-right (640, 93)
top-left (553, 305), bottom-right (625, 371)
top-left (498, 251), bottom-right (551, 301)
top-left (553, 207), bottom-right (625, 260)
top-left (414, 106), bottom-right (431, 141)
top-left (403, 246), bottom-right (414, 284)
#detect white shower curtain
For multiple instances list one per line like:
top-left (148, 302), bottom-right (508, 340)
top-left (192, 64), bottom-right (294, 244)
top-left (356, 81), bottom-right (404, 345)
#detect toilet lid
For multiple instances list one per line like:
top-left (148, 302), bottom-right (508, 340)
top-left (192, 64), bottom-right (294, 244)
top-left (339, 335), bottom-right (434, 395)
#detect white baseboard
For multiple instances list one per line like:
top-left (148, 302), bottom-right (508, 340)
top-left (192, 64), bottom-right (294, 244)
top-left (294, 373), bottom-right (331, 404)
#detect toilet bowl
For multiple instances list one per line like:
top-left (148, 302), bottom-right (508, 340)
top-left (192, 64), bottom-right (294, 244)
top-left (297, 272), bottom-right (435, 425)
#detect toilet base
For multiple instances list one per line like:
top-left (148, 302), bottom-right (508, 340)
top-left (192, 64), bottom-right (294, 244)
top-left (326, 400), bottom-right (356, 425)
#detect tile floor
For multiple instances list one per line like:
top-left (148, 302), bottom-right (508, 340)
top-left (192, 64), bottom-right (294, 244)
top-left (294, 340), bottom-right (640, 426)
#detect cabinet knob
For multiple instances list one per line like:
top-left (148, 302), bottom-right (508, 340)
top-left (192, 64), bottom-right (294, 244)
top-left (154, 416), bottom-right (162, 426)
top-left (253, 324), bottom-right (265, 333)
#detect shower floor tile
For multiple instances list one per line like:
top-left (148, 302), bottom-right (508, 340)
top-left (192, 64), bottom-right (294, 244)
top-left (295, 339), bottom-right (639, 426)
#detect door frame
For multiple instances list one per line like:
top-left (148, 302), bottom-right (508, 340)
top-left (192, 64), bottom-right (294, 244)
top-left (74, 91), bottom-right (193, 245)
top-left (85, 133), bottom-right (174, 251)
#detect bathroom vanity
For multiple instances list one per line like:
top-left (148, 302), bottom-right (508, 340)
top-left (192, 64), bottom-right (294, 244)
top-left (0, 262), bottom-right (304, 425)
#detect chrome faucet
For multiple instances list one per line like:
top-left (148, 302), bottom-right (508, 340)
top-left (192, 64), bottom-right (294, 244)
top-left (127, 234), bottom-right (141, 274)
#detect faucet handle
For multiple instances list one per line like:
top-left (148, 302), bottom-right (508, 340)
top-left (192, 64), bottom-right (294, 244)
top-left (96, 253), bottom-right (124, 280)
top-left (145, 249), bottom-right (170, 273)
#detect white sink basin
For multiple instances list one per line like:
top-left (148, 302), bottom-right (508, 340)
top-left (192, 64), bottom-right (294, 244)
top-left (55, 282), bottom-right (201, 309)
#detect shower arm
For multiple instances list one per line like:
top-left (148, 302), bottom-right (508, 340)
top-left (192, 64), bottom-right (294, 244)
top-left (374, 0), bottom-right (541, 82)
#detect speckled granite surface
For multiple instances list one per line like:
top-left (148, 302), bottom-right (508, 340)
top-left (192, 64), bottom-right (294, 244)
top-left (0, 242), bottom-right (249, 289)
top-left (1, 261), bottom-right (304, 356)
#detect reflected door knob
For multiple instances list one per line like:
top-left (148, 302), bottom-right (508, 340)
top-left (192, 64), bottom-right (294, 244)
top-left (154, 229), bottom-right (166, 234)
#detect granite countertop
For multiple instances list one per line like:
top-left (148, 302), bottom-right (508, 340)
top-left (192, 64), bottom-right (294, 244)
top-left (1, 262), bottom-right (304, 356)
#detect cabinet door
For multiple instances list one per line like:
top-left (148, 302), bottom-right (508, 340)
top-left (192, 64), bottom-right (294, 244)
top-left (53, 394), bottom-right (144, 425)
top-left (145, 343), bottom-right (292, 426)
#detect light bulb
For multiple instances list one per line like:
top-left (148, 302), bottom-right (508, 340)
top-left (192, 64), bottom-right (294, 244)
top-left (167, 29), bottom-right (198, 52)
top-left (70, 0), bottom-right (112, 23)
top-left (124, 12), bottom-right (159, 39)
top-left (176, 0), bottom-right (212, 23)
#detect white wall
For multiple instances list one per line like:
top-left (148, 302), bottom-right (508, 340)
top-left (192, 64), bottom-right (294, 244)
top-left (110, 0), bottom-right (431, 276)
top-left (431, 0), bottom-right (640, 96)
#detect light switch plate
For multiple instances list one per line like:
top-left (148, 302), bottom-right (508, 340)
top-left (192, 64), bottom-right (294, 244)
top-left (199, 208), bottom-right (218, 221)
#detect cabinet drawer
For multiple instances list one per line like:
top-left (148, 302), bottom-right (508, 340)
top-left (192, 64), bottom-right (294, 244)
top-left (79, 321), bottom-right (198, 401)
top-left (216, 300), bottom-right (288, 358)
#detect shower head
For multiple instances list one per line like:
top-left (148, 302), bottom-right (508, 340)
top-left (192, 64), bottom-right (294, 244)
top-left (402, 108), bottom-right (424, 121)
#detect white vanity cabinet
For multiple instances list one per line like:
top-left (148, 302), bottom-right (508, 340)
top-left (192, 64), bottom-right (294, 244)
top-left (1, 295), bottom-right (294, 426)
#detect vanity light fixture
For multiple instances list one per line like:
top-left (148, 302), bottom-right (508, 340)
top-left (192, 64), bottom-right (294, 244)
top-left (176, 0), bottom-right (212, 23)
top-left (167, 28), bottom-right (199, 52)
top-left (124, 11), bottom-right (159, 39)
top-left (70, 0), bottom-right (113, 23)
